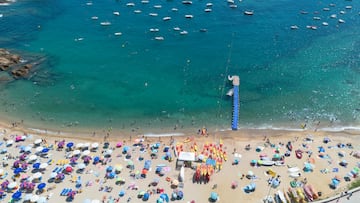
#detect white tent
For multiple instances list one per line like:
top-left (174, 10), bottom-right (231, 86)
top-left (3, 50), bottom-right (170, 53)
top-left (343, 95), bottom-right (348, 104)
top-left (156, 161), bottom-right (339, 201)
top-left (178, 152), bottom-right (195, 162)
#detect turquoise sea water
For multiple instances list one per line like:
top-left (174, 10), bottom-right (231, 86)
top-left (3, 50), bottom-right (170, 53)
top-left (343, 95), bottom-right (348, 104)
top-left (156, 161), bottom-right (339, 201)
top-left (0, 0), bottom-right (359, 134)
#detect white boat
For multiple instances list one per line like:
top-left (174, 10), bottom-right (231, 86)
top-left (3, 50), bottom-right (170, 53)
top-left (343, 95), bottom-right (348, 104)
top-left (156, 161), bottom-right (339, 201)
top-left (306, 25), bottom-right (317, 30)
top-left (126, 2), bottom-right (135, 7)
top-left (163, 16), bottom-right (171, 21)
top-left (155, 36), bottom-right (164, 41)
top-left (330, 14), bottom-right (337, 18)
top-left (290, 25), bottom-right (299, 30)
top-left (206, 3), bottom-right (213, 7)
top-left (171, 8), bottom-right (178, 12)
top-left (149, 13), bottom-right (158, 17)
top-left (340, 10), bottom-right (346, 14)
top-left (345, 6), bottom-right (352, 9)
top-left (244, 10), bottom-right (254, 15)
top-left (329, 3), bottom-right (336, 7)
top-left (182, 1), bottom-right (192, 5)
top-left (185, 14), bottom-right (193, 19)
top-left (141, 0), bottom-right (149, 3)
top-left (226, 88), bottom-right (234, 96)
top-left (173, 27), bottom-right (181, 31)
top-left (91, 16), bottom-right (99, 20)
top-left (180, 30), bottom-right (188, 35)
top-left (229, 4), bottom-right (237, 8)
top-left (100, 21), bottom-right (111, 26)
top-left (323, 7), bottom-right (330, 11)
top-left (153, 5), bottom-right (162, 9)
top-left (322, 22), bottom-right (329, 26)
top-left (134, 10), bottom-right (142, 14)
top-left (86, 2), bottom-right (93, 6)
top-left (149, 28), bottom-right (160, 32)
top-left (313, 16), bottom-right (321, 20)
top-left (338, 19), bottom-right (345, 23)
top-left (204, 8), bottom-right (212, 12)
top-left (114, 32), bottom-right (122, 36)
top-left (0, 14), bottom-right (3, 18)
top-left (113, 11), bottom-right (120, 16)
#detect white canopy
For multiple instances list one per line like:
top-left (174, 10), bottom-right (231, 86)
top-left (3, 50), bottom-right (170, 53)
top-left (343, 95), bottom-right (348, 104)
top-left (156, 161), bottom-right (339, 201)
top-left (178, 151), bottom-right (195, 162)
top-left (72, 150), bottom-right (81, 156)
top-left (76, 143), bottom-right (84, 149)
top-left (30, 195), bottom-right (39, 202)
top-left (40, 162), bottom-right (48, 169)
top-left (8, 182), bottom-right (17, 189)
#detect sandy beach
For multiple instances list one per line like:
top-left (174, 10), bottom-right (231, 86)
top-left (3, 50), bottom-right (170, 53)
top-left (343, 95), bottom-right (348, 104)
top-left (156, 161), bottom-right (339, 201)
top-left (0, 121), bottom-right (359, 203)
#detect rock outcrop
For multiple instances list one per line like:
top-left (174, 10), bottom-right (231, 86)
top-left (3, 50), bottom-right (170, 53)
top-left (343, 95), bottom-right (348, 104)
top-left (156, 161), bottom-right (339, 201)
top-left (0, 48), bottom-right (34, 79)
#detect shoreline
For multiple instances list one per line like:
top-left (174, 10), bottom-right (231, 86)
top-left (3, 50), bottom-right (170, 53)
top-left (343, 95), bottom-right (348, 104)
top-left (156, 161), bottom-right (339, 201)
top-left (0, 117), bottom-right (359, 202)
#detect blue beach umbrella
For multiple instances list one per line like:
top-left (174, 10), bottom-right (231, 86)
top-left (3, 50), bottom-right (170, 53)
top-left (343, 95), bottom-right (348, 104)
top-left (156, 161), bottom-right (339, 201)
top-left (14, 168), bottom-right (22, 175)
top-left (119, 190), bottom-right (125, 197)
top-left (41, 148), bottom-right (49, 153)
top-left (37, 183), bottom-right (46, 190)
top-left (143, 192), bottom-right (150, 201)
top-left (33, 162), bottom-right (41, 169)
top-left (160, 193), bottom-right (169, 202)
top-left (12, 191), bottom-right (22, 199)
top-left (106, 166), bottom-right (113, 172)
top-left (210, 192), bottom-right (218, 201)
top-left (67, 142), bottom-right (74, 148)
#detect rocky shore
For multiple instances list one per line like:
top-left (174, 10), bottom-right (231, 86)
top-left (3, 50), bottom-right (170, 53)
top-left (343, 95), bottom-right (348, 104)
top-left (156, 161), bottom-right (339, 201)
top-left (0, 48), bottom-right (36, 80)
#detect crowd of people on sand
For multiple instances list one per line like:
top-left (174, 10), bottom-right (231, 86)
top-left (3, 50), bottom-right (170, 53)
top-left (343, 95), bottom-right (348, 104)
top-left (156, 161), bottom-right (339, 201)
top-left (0, 124), bottom-right (359, 203)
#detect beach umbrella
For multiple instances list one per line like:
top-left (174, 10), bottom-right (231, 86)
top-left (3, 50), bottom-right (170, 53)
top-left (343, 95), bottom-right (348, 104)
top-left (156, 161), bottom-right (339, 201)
top-left (93, 156), bottom-right (100, 163)
top-left (116, 142), bottom-right (123, 148)
top-left (72, 150), bottom-right (81, 156)
top-left (24, 146), bottom-right (32, 152)
top-left (123, 146), bottom-right (130, 153)
top-left (68, 190), bottom-right (76, 199)
top-left (83, 143), bottom-right (90, 149)
top-left (15, 136), bottom-right (23, 142)
top-left (12, 191), bottom-right (22, 199)
top-left (6, 140), bottom-right (14, 146)
top-left (38, 196), bottom-right (47, 203)
top-left (143, 192), bottom-right (150, 201)
top-left (0, 169), bottom-right (3, 176)
top-left (67, 142), bottom-right (74, 149)
top-left (33, 162), bottom-right (41, 169)
top-left (13, 167), bottom-right (22, 174)
top-left (65, 166), bottom-right (73, 173)
top-left (34, 139), bottom-right (42, 145)
top-left (21, 174), bottom-right (29, 180)
top-left (83, 156), bottom-right (91, 164)
top-left (13, 160), bottom-right (21, 168)
top-left (37, 183), bottom-right (46, 190)
top-left (30, 194), bottom-right (39, 202)
top-left (76, 143), bottom-right (84, 149)
top-left (157, 198), bottom-right (164, 203)
top-left (57, 140), bottom-right (65, 148)
top-left (160, 193), bottom-right (169, 202)
top-left (210, 192), bottom-right (218, 201)
top-left (115, 164), bottom-right (123, 172)
top-left (77, 163), bottom-right (86, 170)
top-left (171, 179), bottom-right (179, 187)
top-left (177, 191), bottom-right (183, 200)
top-left (106, 166), bottom-right (113, 172)
top-left (82, 150), bottom-right (90, 156)
top-left (41, 148), bottom-right (49, 154)
top-left (33, 172), bottom-right (42, 180)
top-left (39, 162), bottom-right (48, 170)
top-left (8, 182), bottom-right (17, 189)
top-left (19, 153), bottom-right (27, 160)
top-left (119, 190), bottom-right (125, 197)
top-left (91, 142), bottom-right (99, 149)
top-left (70, 157), bottom-right (78, 164)
top-left (104, 149), bottom-right (113, 156)
top-left (24, 194), bottom-right (33, 201)
top-left (35, 146), bottom-right (44, 153)
top-left (49, 172), bottom-right (57, 179)
top-left (56, 173), bottom-right (65, 180)
top-left (29, 155), bottom-right (38, 162)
